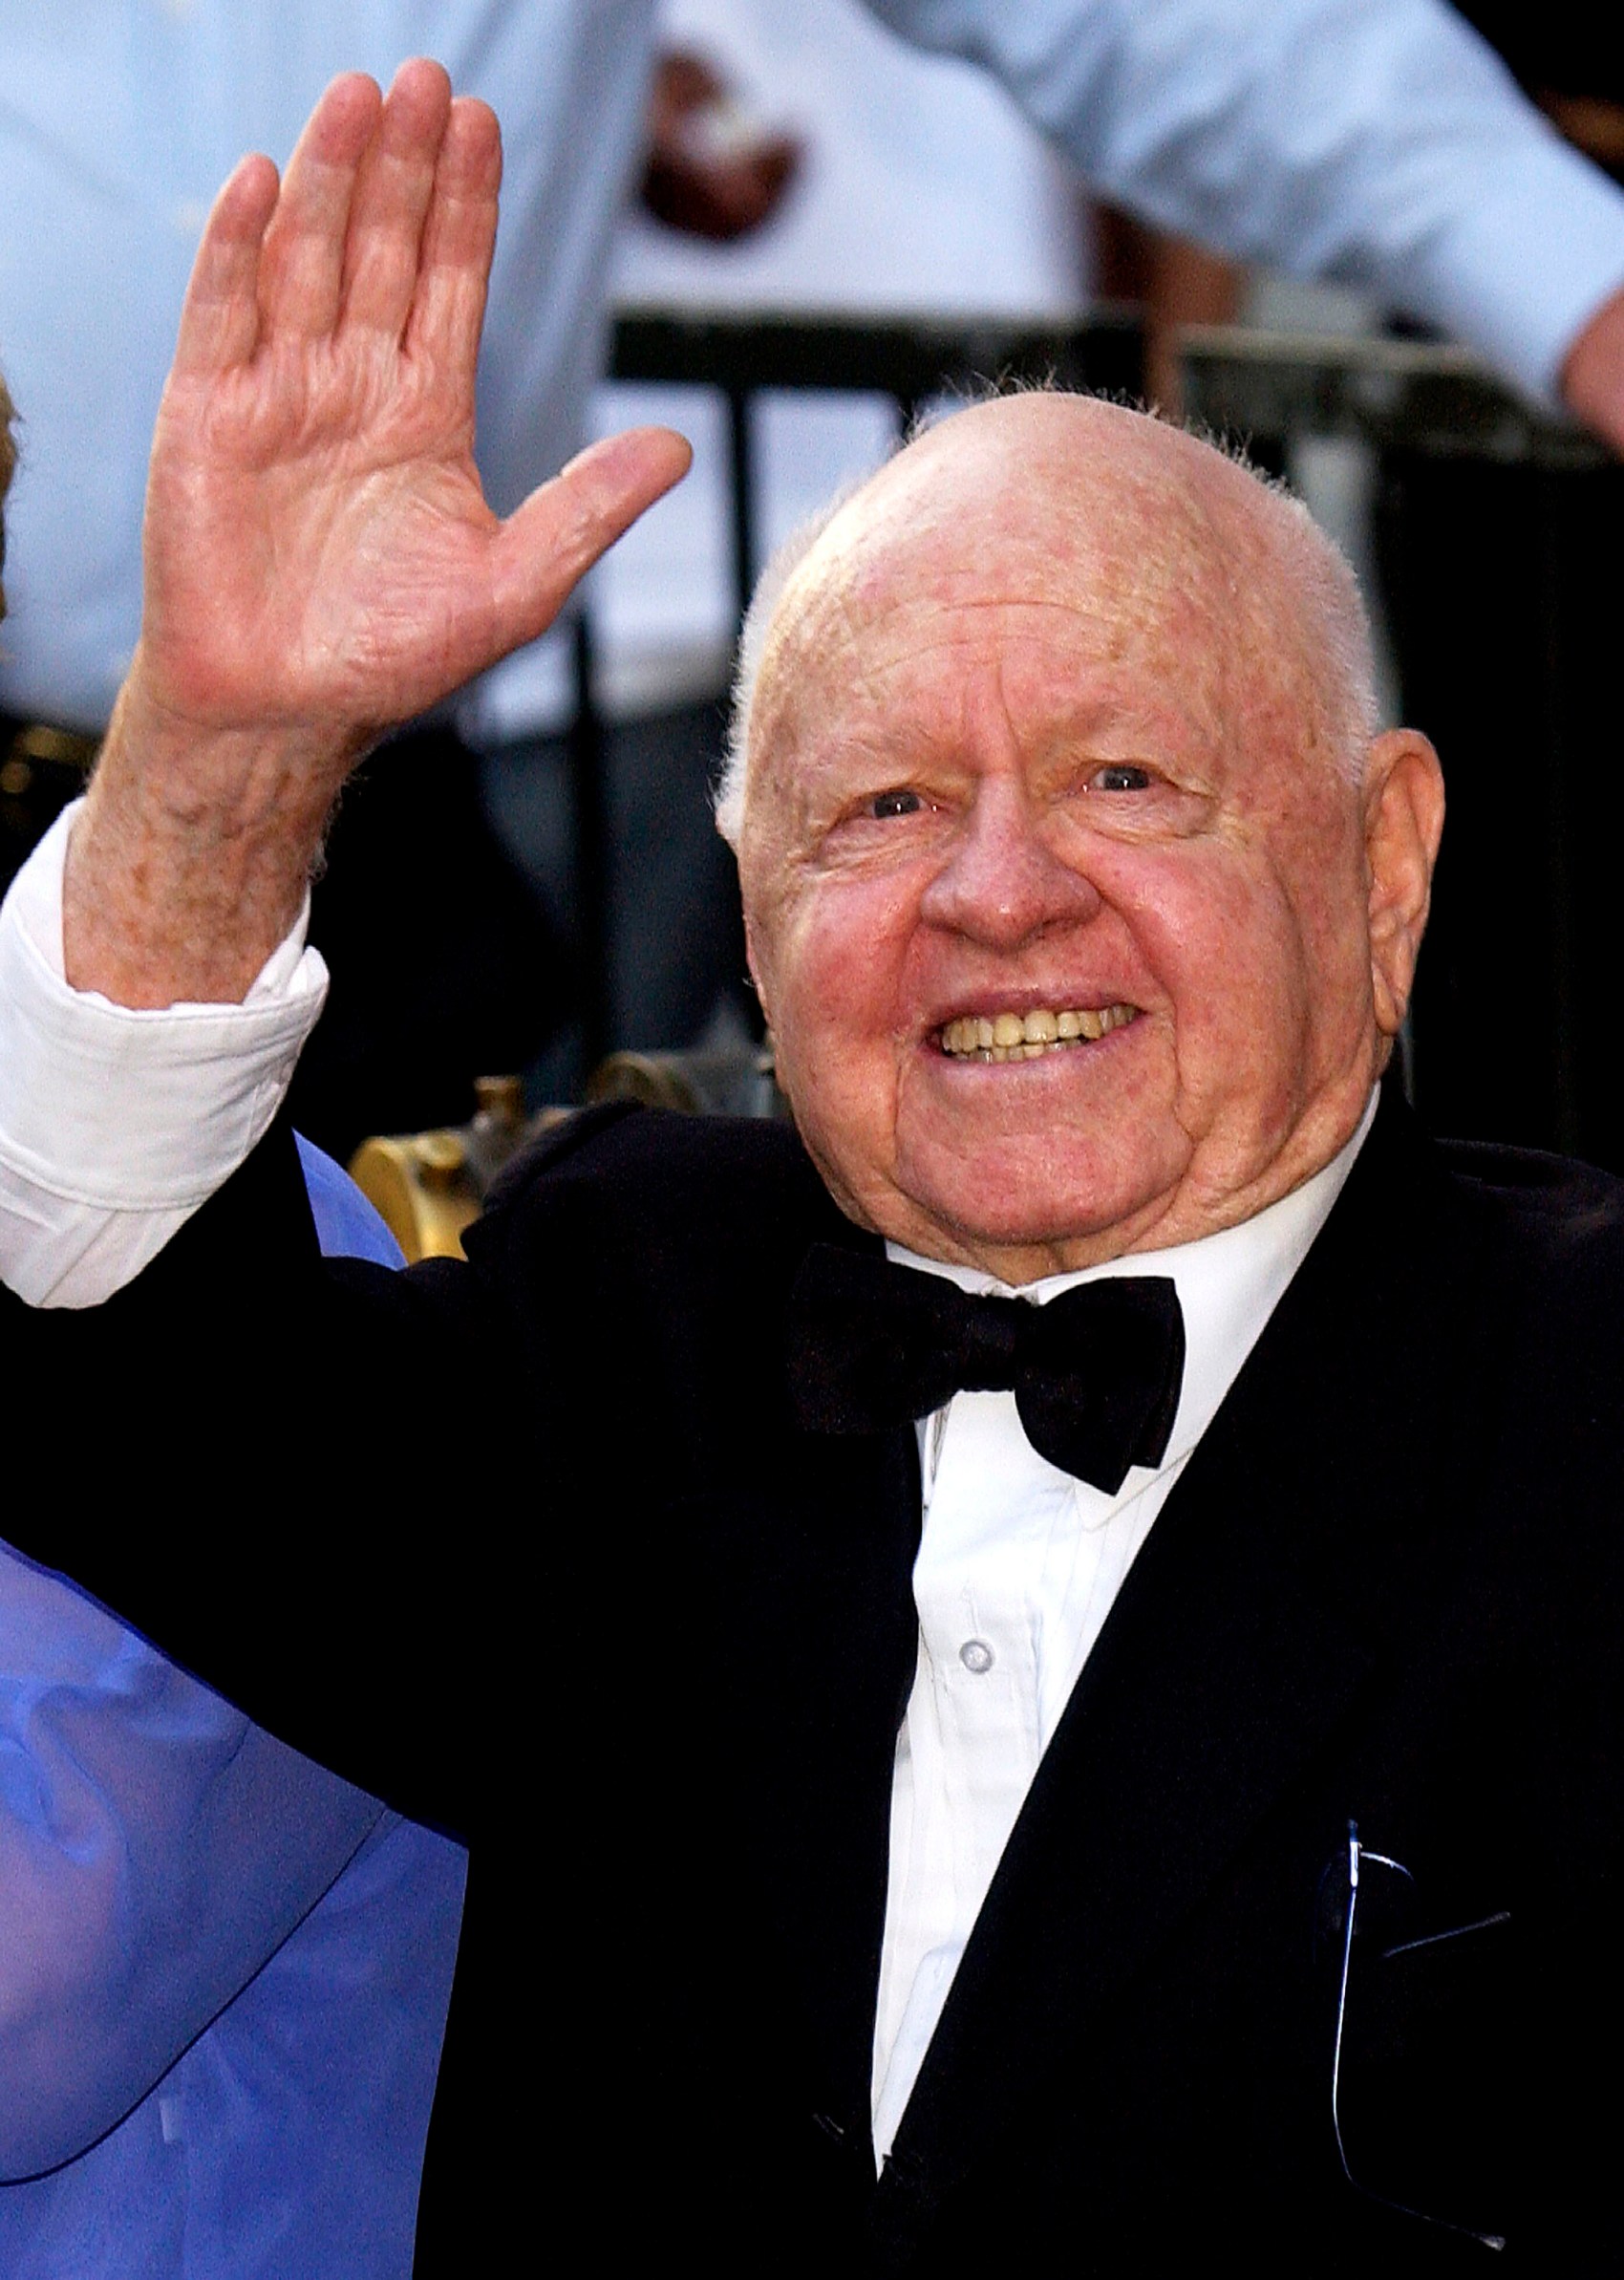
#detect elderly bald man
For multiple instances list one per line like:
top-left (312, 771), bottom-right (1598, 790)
top-left (4, 66), bottom-right (1623, 2274)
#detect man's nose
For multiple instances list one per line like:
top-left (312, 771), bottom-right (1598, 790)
top-left (919, 781), bottom-right (1101, 948)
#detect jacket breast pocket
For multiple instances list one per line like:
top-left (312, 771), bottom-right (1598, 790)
top-left (1329, 1838), bottom-right (1519, 2251)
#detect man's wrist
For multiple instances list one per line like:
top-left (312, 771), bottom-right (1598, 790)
top-left (63, 664), bottom-right (363, 1008)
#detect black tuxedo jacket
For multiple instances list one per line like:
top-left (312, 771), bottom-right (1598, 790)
top-left (6, 1087), bottom-right (1624, 2273)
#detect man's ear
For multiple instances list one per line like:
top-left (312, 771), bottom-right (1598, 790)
top-left (742, 907), bottom-right (773, 1031)
top-left (1364, 728), bottom-right (1444, 1039)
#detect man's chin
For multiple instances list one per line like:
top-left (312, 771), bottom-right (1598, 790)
top-left (878, 1135), bottom-right (1186, 1278)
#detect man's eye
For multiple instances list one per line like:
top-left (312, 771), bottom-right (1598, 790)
top-left (869, 787), bottom-right (923, 819)
top-left (1093, 764), bottom-right (1153, 793)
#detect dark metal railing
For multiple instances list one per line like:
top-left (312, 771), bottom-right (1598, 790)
top-left (1178, 323), bottom-right (1608, 467)
top-left (1183, 323), bottom-right (1620, 1168)
top-left (609, 303), bottom-right (1144, 619)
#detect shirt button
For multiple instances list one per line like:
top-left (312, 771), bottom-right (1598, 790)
top-left (959, 1638), bottom-right (994, 1674)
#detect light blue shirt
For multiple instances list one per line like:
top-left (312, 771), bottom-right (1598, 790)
top-left (870, 0), bottom-right (1624, 395)
top-left (0, 0), bottom-right (657, 732)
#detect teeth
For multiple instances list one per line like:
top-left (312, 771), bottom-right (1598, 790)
top-left (939, 1004), bottom-right (1139, 1060)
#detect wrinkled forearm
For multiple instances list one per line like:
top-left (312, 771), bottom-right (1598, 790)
top-left (64, 663), bottom-right (362, 1010)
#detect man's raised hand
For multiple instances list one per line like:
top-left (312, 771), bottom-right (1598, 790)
top-left (67, 61), bottom-right (688, 1008)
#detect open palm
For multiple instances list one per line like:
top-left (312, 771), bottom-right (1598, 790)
top-left (139, 62), bottom-right (685, 741)
top-left (65, 62), bottom-right (686, 1009)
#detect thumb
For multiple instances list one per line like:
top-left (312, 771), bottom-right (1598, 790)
top-left (487, 425), bottom-right (693, 649)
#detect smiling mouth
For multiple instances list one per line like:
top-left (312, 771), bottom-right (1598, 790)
top-left (937, 1003), bottom-right (1142, 1063)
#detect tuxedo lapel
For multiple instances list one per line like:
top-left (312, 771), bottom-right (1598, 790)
top-left (673, 1425), bottom-right (922, 2154)
top-left (874, 1098), bottom-right (1508, 2242)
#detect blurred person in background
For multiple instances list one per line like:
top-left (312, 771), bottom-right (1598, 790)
top-left (1454, 7), bottom-right (1624, 179)
top-left (569, 0), bottom-right (1624, 1080)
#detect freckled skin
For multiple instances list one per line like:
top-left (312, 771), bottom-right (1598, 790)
top-left (737, 396), bottom-right (1443, 1284)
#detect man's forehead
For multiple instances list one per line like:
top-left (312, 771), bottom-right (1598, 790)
top-left (770, 398), bottom-right (1257, 669)
top-left (757, 398), bottom-right (1263, 739)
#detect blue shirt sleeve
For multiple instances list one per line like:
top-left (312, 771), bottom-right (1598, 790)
top-left (865, 0), bottom-right (1624, 398)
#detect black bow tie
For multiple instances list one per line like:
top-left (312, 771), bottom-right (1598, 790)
top-left (786, 1243), bottom-right (1186, 1495)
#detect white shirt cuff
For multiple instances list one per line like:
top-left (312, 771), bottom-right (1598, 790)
top-left (0, 803), bottom-right (328, 1307)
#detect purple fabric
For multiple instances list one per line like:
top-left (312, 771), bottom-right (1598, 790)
top-left (295, 1135), bottom-right (405, 1269)
top-left (0, 1148), bottom-right (460, 2275)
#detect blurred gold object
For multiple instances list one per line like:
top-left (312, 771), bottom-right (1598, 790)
top-left (473, 1073), bottom-right (524, 1126)
top-left (1, 718), bottom-right (102, 865)
top-left (348, 1128), bottom-right (482, 1262)
top-left (349, 1043), bottom-right (785, 1265)
top-left (347, 1072), bottom-right (574, 1264)
top-left (9, 721), bottom-right (100, 770)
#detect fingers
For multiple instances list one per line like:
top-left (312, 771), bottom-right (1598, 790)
top-left (402, 97), bottom-right (502, 389)
top-left (177, 61), bottom-right (497, 381)
top-left (339, 60), bottom-right (456, 339)
top-left (170, 154), bottom-right (281, 378)
top-left (488, 428), bottom-right (694, 650)
top-left (256, 72), bottom-right (383, 339)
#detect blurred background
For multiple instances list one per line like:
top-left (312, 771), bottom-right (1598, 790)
top-left (3, 0), bottom-right (1622, 1256)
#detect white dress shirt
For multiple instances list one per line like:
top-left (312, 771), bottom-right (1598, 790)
top-left (869, 1106), bottom-right (1370, 2155)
